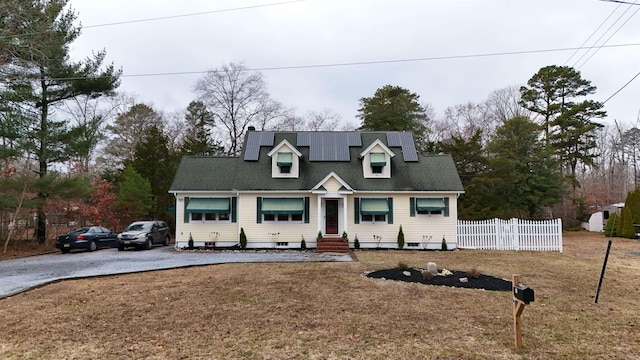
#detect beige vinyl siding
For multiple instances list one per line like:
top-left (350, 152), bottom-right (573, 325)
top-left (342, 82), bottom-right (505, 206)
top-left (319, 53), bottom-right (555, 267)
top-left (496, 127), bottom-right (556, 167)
top-left (174, 192), bottom-right (458, 249)
top-left (322, 177), bottom-right (344, 194)
top-left (175, 193), bottom-right (238, 247)
top-left (239, 193), bottom-right (319, 247)
top-left (347, 193), bottom-right (458, 249)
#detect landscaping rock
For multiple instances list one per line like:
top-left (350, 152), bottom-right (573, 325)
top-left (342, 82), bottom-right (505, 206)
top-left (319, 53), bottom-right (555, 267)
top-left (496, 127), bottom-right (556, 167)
top-left (441, 269), bottom-right (453, 276)
top-left (427, 262), bottom-right (438, 275)
top-left (402, 271), bottom-right (411, 277)
top-left (459, 277), bottom-right (468, 283)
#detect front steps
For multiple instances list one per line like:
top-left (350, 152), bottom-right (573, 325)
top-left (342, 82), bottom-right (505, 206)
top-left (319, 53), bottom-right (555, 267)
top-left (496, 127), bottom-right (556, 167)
top-left (316, 237), bottom-right (350, 253)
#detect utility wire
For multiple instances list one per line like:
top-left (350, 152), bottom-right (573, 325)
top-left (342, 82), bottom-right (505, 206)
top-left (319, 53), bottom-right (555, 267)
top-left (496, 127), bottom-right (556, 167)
top-left (603, 71), bottom-right (640, 104)
top-left (576, 2), bottom-right (640, 69)
top-left (82, 0), bottom-right (309, 28)
top-left (573, 0), bottom-right (637, 68)
top-left (600, 0), bottom-right (640, 4)
top-left (45, 42), bottom-right (640, 82)
top-left (564, 2), bottom-right (621, 65)
top-left (0, 0), bottom-right (308, 40)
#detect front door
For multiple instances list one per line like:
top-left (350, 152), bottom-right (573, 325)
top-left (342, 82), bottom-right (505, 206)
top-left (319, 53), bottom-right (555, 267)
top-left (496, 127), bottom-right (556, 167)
top-left (325, 199), bottom-right (339, 235)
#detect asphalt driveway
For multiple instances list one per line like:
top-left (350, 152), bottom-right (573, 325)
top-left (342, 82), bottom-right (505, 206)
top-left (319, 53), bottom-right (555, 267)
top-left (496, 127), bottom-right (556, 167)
top-left (0, 247), bottom-right (352, 299)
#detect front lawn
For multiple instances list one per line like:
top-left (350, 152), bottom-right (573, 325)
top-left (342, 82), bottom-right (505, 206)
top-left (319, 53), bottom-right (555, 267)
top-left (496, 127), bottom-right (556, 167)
top-left (0, 232), bottom-right (638, 359)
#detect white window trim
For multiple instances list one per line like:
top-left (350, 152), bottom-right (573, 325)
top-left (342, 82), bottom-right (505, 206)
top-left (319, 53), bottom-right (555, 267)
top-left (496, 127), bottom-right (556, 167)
top-left (190, 212), bottom-right (232, 223)
top-left (360, 213), bottom-right (388, 224)
top-left (416, 209), bottom-right (444, 217)
top-left (262, 213), bottom-right (304, 224)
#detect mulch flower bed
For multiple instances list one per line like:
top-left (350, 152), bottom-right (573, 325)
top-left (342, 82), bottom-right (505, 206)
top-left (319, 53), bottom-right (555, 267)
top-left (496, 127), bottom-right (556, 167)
top-left (366, 268), bottom-right (512, 291)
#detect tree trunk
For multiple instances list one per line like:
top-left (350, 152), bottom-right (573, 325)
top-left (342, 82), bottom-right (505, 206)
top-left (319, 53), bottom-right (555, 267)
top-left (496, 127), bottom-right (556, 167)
top-left (4, 182), bottom-right (28, 253)
top-left (36, 75), bottom-right (48, 244)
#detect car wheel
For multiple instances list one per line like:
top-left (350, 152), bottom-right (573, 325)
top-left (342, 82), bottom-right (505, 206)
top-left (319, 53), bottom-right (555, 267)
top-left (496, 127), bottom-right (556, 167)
top-left (118, 245), bottom-right (125, 251)
top-left (163, 235), bottom-right (170, 246)
top-left (145, 237), bottom-right (153, 250)
top-left (61, 249), bottom-right (70, 254)
top-left (88, 241), bottom-right (97, 252)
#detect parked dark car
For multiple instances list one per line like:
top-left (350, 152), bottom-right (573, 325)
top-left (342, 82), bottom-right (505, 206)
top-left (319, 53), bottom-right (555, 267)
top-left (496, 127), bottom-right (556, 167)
top-left (55, 226), bottom-right (119, 253)
top-left (117, 220), bottom-right (170, 250)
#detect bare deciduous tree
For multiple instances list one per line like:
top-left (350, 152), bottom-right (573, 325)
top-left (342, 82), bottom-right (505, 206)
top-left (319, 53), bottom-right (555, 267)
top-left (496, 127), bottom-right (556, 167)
top-left (61, 95), bottom-right (122, 174)
top-left (304, 108), bottom-right (342, 131)
top-left (194, 62), bottom-right (284, 155)
top-left (486, 86), bottom-right (530, 123)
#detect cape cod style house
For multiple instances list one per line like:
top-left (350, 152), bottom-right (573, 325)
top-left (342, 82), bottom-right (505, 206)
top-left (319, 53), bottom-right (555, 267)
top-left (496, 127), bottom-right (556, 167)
top-left (169, 131), bottom-right (464, 250)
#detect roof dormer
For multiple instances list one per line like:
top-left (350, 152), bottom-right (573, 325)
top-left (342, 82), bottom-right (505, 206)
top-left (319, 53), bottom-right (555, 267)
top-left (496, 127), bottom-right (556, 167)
top-left (267, 139), bottom-right (303, 178)
top-left (360, 139), bottom-right (395, 179)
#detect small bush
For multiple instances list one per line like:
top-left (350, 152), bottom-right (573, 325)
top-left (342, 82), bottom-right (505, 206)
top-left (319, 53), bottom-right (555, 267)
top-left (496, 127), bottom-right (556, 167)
top-left (397, 225), bottom-right (405, 249)
top-left (342, 231), bottom-right (348, 241)
top-left (421, 270), bottom-right (433, 280)
top-left (188, 233), bottom-right (194, 250)
top-left (301, 235), bottom-right (306, 250)
top-left (397, 262), bottom-right (409, 270)
top-left (317, 231), bottom-right (323, 241)
top-left (239, 228), bottom-right (247, 249)
top-left (467, 267), bottom-right (481, 279)
top-left (441, 236), bottom-right (448, 251)
top-left (354, 235), bottom-right (360, 249)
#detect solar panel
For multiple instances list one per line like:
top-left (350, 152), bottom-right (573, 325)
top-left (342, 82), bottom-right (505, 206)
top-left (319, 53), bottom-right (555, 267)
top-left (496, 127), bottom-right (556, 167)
top-left (243, 131), bottom-right (275, 161)
top-left (386, 132), bottom-right (418, 162)
top-left (297, 132), bottom-right (361, 161)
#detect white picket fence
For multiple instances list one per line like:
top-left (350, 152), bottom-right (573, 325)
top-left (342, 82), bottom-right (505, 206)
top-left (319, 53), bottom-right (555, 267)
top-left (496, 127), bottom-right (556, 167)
top-left (457, 218), bottom-right (563, 252)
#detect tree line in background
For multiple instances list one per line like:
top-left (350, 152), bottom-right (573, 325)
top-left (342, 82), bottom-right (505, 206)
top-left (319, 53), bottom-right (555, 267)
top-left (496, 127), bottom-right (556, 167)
top-left (2, 1), bottom-right (639, 247)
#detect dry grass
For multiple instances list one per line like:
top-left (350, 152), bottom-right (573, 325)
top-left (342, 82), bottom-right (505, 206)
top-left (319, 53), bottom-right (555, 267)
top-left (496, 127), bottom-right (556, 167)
top-left (1, 232), bottom-right (639, 359)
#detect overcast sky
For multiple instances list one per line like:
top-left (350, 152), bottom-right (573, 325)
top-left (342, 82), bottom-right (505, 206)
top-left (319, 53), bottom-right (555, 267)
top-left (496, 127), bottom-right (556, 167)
top-left (67, 0), bottom-right (640, 128)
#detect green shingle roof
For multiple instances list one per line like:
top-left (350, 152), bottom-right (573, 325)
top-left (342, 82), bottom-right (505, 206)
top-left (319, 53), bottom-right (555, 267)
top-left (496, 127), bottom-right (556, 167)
top-left (169, 132), bottom-right (464, 193)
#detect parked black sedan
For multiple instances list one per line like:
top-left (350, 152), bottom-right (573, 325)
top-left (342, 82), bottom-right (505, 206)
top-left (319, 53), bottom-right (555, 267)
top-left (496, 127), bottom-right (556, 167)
top-left (55, 227), bottom-right (119, 253)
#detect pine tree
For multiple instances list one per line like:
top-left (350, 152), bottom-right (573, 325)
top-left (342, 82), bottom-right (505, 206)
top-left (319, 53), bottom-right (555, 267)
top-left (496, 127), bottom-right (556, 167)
top-left (181, 101), bottom-right (223, 156)
top-left (604, 212), bottom-right (618, 237)
top-left (397, 225), bottom-right (405, 249)
top-left (621, 206), bottom-right (636, 239)
top-left (1, 0), bottom-right (120, 242)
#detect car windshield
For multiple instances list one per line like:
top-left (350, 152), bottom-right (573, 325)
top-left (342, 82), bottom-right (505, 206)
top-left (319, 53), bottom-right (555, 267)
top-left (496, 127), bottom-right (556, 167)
top-left (69, 227), bottom-right (90, 234)
top-left (126, 223), bottom-right (151, 231)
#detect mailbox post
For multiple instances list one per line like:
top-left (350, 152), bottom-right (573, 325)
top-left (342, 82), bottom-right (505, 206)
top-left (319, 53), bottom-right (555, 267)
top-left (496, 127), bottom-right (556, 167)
top-left (512, 274), bottom-right (534, 349)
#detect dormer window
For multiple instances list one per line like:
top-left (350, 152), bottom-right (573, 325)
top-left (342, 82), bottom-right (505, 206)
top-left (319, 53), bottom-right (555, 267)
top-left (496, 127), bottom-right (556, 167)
top-left (277, 152), bottom-right (292, 174)
top-left (370, 152), bottom-right (385, 174)
top-left (268, 140), bottom-right (302, 178)
top-left (360, 140), bottom-right (394, 179)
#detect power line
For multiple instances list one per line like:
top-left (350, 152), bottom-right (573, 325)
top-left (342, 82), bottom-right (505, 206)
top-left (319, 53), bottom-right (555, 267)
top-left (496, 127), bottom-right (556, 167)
top-left (603, 71), bottom-right (640, 104)
top-left (0, 0), bottom-right (309, 40)
top-left (600, 0), bottom-right (640, 4)
top-left (564, 2), bottom-right (621, 65)
top-left (82, 0), bottom-right (309, 29)
top-left (575, 2), bottom-right (640, 69)
top-left (46, 42), bottom-right (640, 82)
